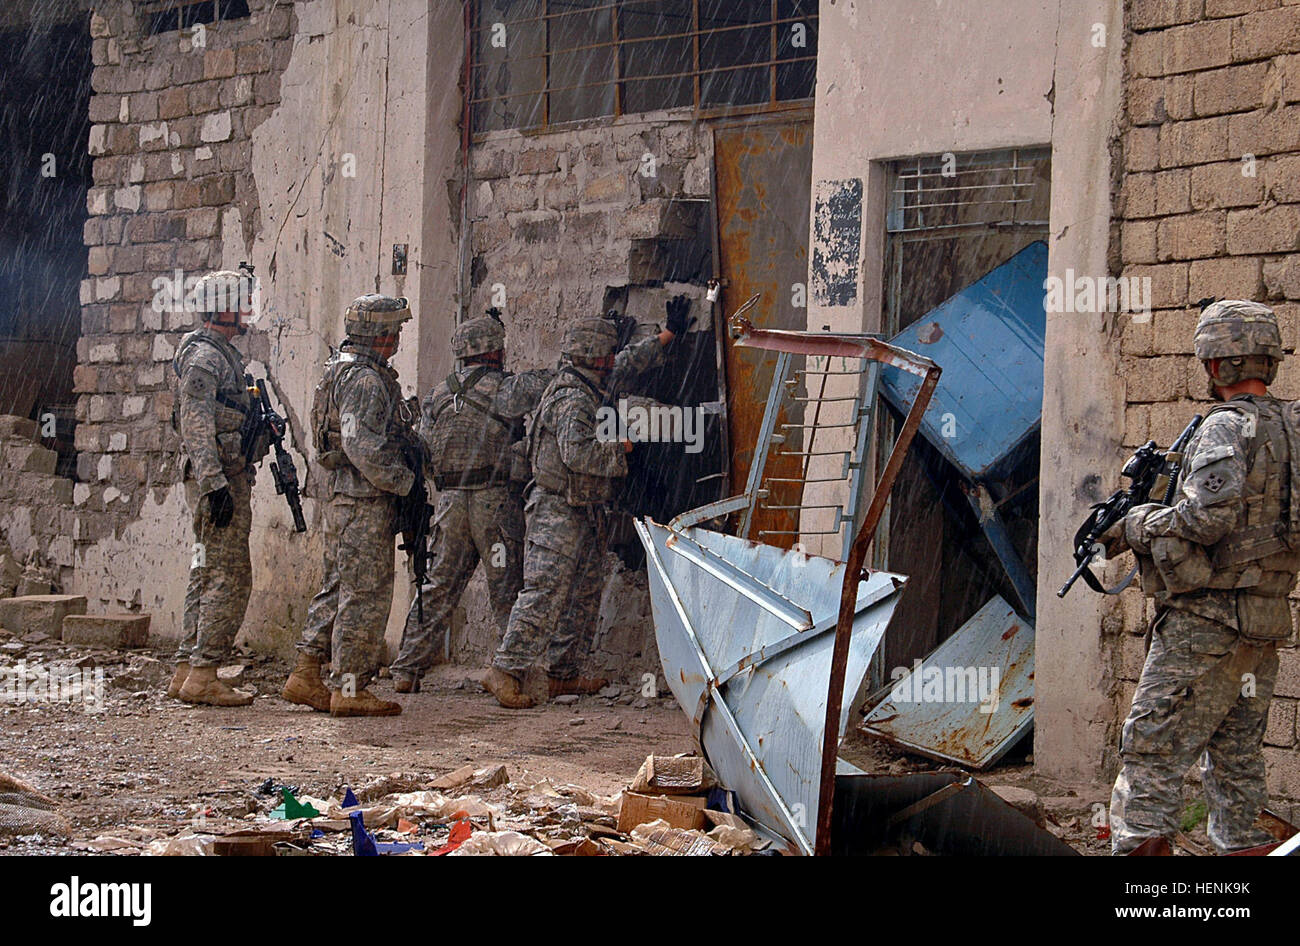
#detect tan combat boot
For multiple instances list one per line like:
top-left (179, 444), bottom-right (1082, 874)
top-left (281, 654), bottom-right (332, 712)
top-left (329, 688), bottom-right (402, 717)
top-left (548, 674), bottom-right (609, 698)
top-left (178, 666), bottom-right (254, 707)
top-left (483, 666), bottom-right (536, 709)
top-left (166, 663), bottom-right (190, 699)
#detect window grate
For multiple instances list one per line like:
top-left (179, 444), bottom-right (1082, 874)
top-left (141, 0), bottom-right (251, 37)
top-left (472, 0), bottom-right (818, 136)
top-left (887, 148), bottom-right (1050, 236)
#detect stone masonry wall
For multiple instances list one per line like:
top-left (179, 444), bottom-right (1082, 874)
top-left (1114, 0), bottom-right (1300, 813)
top-left (449, 113), bottom-right (714, 681)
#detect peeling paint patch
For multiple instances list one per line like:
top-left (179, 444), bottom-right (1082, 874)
top-left (811, 178), bottom-right (862, 307)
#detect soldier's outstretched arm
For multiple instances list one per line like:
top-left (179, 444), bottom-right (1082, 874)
top-left (607, 332), bottom-right (670, 398)
top-left (1131, 410), bottom-right (1249, 549)
top-left (338, 370), bottom-right (416, 496)
top-left (177, 362), bottom-right (227, 496)
top-left (554, 390), bottom-right (627, 478)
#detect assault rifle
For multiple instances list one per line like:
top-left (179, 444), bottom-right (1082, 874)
top-left (1058, 414), bottom-right (1203, 598)
top-left (243, 375), bottom-right (307, 533)
top-left (397, 439), bottom-right (433, 626)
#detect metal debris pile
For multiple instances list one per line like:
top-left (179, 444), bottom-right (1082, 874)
top-left (60, 755), bottom-right (770, 857)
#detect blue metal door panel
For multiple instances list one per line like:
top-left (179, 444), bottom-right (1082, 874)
top-left (879, 241), bottom-right (1047, 481)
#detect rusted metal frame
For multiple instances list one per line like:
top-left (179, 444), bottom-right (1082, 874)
top-left (817, 359), bottom-right (939, 854)
top-left (738, 350), bottom-right (793, 540)
top-left (540, 0), bottom-right (551, 127)
top-left (467, 54), bottom-right (818, 105)
top-left (611, 1), bottom-right (622, 118)
top-left (692, 0), bottom-right (701, 112)
top-left (730, 316), bottom-right (941, 856)
top-left (467, 5), bottom-right (815, 39)
top-left (844, 360), bottom-right (881, 560)
top-left (639, 525), bottom-right (812, 853)
top-left (769, 0), bottom-right (779, 107)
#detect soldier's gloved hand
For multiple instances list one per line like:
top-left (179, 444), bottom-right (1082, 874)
top-left (1123, 502), bottom-right (1163, 556)
top-left (665, 295), bottom-right (695, 336)
top-left (207, 485), bottom-right (235, 529)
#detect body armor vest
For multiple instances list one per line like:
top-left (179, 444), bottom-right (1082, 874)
top-left (424, 366), bottom-right (519, 488)
top-left (1202, 398), bottom-right (1300, 593)
top-left (172, 330), bottom-right (254, 476)
top-left (310, 351), bottom-right (361, 471)
top-left (530, 368), bottom-right (616, 506)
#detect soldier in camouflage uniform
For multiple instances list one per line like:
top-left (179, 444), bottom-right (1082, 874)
top-left (170, 269), bottom-right (265, 707)
top-left (1106, 300), bottom-right (1300, 855)
top-left (390, 313), bottom-right (553, 693)
top-left (484, 297), bottom-right (692, 708)
top-left (281, 295), bottom-right (418, 717)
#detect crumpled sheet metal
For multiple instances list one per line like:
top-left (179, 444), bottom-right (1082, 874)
top-left (636, 519), bottom-right (907, 856)
top-left (861, 595), bottom-right (1035, 770)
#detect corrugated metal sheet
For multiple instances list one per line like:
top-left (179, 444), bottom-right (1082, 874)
top-left (878, 240), bottom-right (1047, 481)
top-left (860, 595), bottom-right (1035, 769)
top-left (635, 519), bottom-right (907, 856)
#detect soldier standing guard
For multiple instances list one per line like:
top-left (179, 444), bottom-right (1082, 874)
top-left (1105, 300), bottom-right (1300, 855)
top-left (281, 294), bottom-right (418, 717)
top-left (389, 312), bottom-right (553, 693)
top-left (169, 268), bottom-right (266, 707)
top-left (484, 297), bottom-right (691, 708)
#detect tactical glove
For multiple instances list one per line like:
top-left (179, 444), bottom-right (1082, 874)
top-left (665, 295), bottom-right (695, 336)
top-left (207, 485), bottom-right (235, 529)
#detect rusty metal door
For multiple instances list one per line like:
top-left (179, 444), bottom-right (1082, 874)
top-left (713, 118), bottom-right (813, 547)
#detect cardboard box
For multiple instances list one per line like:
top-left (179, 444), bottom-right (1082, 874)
top-left (618, 791), bottom-right (707, 833)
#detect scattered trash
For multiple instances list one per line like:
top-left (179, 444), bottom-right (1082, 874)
top-left (348, 811), bottom-right (424, 856)
top-left (269, 787), bottom-right (321, 821)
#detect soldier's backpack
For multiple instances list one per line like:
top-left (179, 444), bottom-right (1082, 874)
top-left (310, 350), bottom-right (357, 470)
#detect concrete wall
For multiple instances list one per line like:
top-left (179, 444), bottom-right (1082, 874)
top-left (71, 0), bottom-right (462, 656)
top-left (807, 0), bottom-right (1126, 793)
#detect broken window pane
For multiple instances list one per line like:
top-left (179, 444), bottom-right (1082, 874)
top-left (474, 0), bottom-right (545, 133)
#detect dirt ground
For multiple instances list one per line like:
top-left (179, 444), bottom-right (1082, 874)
top-left (0, 643), bottom-right (695, 855)
top-left (0, 635), bottom-right (1150, 856)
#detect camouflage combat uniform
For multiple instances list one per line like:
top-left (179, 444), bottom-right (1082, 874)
top-left (390, 324), bottom-right (552, 685)
top-left (492, 327), bottom-right (666, 682)
top-left (1110, 301), bottom-right (1300, 854)
top-left (174, 323), bottom-right (262, 668)
top-left (297, 334), bottom-right (416, 694)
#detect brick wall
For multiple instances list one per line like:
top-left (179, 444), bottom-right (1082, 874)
top-left (1116, 0), bottom-right (1300, 810)
top-left (73, 2), bottom-right (292, 591)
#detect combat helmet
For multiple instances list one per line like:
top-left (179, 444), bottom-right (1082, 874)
top-left (345, 294), bottom-right (411, 337)
top-left (194, 268), bottom-right (255, 317)
top-left (562, 318), bottom-right (619, 361)
top-left (1194, 299), bottom-right (1283, 388)
top-left (452, 314), bottom-right (506, 360)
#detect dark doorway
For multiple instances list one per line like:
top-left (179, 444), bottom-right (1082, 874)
top-left (0, 11), bottom-right (92, 476)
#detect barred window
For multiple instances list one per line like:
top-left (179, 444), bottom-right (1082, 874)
top-left (472, 0), bottom-right (818, 135)
top-left (141, 0), bottom-right (251, 37)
